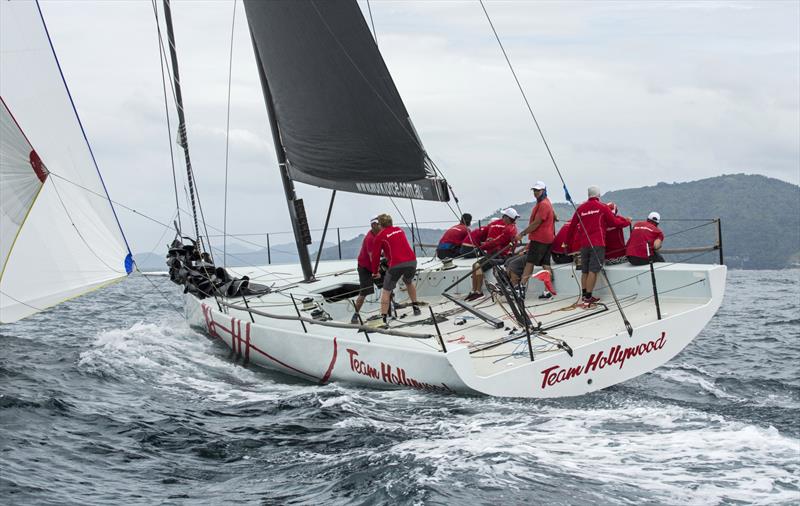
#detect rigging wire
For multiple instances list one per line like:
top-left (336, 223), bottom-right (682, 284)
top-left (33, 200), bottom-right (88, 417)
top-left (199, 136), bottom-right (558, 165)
top-left (161, 0), bottom-right (214, 259)
top-left (223, 0), bottom-right (238, 268)
top-left (478, 0), bottom-right (633, 336)
top-left (150, 0), bottom-right (182, 234)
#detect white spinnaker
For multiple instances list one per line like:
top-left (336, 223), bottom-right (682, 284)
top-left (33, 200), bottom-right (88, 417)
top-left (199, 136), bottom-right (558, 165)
top-left (0, 1), bottom-right (130, 323)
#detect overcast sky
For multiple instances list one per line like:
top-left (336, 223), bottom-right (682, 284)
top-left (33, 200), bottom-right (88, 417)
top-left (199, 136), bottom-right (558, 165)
top-left (36, 0), bottom-right (799, 254)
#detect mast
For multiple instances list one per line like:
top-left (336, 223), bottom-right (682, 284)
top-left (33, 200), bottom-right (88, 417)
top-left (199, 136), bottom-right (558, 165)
top-left (248, 31), bottom-right (314, 282)
top-left (162, 0), bottom-right (201, 243)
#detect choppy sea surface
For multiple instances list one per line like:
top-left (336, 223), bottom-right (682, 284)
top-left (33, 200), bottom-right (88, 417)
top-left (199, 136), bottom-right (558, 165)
top-left (1, 269), bottom-right (798, 505)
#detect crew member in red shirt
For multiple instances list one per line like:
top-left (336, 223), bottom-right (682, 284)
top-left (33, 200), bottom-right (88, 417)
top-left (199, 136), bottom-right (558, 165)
top-left (563, 186), bottom-right (631, 306)
top-left (460, 223), bottom-right (487, 258)
top-left (626, 212), bottom-right (665, 265)
top-left (465, 208), bottom-right (519, 301)
top-left (436, 213), bottom-right (472, 259)
top-left (551, 220), bottom-right (579, 264)
top-left (605, 202), bottom-right (628, 265)
top-left (371, 214), bottom-right (421, 324)
top-left (351, 215), bottom-right (381, 324)
top-left (515, 181), bottom-right (556, 299)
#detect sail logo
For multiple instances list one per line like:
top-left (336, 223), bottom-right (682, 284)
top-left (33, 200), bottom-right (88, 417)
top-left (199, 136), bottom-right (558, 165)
top-left (539, 332), bottom-right (667, 390)
top-left (355, 182), bottom-right (424, 199)
top-left (346, 348), bottom-right (452, 393)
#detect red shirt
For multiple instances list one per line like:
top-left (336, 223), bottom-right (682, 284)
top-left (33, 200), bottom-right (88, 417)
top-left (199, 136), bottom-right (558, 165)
top-left (528, 197), bottom-right (555, 244)
top-left (551, 220), bottom-right (580, 254)
top-left (463, 226), bottom-right (488, 247)
top-left (357, 230), bottom-right (377, 270)
top-left (564, 197), bottom-right (630, 249)
top-left (626, 221), bottom-right (664, 259)
top-left (480, 219), bottom-right (518, 256)
top-left (371, 226), bottom-right (416, 271)
top-left (438, 223), bottom-right (469, 248)
top-left (605, 227), bottom-right (626, 259)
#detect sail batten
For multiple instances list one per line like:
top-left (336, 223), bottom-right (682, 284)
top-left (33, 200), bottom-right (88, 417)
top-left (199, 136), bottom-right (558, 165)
top-left (244, 0), bottom-right (449, 202)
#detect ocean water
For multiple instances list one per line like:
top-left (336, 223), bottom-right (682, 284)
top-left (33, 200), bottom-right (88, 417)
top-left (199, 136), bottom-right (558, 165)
top-left (1, 269), bottom-right (798, 505)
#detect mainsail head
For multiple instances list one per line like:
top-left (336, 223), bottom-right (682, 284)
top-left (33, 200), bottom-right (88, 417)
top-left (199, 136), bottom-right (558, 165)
top-left (244, 0), bottom-right (449, 202)
top-left (0, 1), bottom-right (131, 323)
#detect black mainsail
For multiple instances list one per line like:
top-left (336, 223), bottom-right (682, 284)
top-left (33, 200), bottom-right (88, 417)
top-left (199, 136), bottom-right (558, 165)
top-left (244, 0), bottom-right (449, 202)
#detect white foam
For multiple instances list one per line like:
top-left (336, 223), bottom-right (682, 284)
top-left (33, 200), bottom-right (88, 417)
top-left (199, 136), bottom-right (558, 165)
top-left (382, 399), bottom-right (799, 504)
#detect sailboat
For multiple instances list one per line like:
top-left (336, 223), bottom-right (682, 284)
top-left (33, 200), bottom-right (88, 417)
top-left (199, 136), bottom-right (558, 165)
top-left (0, 0), bottom-right (726, 398)
top-left (163, 0), bottom-right (726, 398)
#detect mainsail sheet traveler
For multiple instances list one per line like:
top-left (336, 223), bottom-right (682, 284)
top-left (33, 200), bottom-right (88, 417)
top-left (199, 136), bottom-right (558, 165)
top-left (515, 181), bottom-right (556, 299)
top-left (436, 213), bottom-right (472, 259)
top-left (604, 202), bottom-right (628, 265)
top-left (351, 215), bottom-right (381, 323)
top-left (465, 208), bottom-right (519, 301)
top-left (627, 212), bottom-right (665, 265)
top-left (563, 186), bottom-right (631, 306)
top-left (370, 214), bottom-right (421, 324)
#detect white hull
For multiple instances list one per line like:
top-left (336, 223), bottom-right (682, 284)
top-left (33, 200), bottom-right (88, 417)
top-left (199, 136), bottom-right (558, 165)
top-left (184, 259), bottom-right (726, 398)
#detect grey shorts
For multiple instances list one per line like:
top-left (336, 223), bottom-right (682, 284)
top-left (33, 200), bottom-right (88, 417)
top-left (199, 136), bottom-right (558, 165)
top-left (504, 254), bottom-right (526, 278)
top-left (357, 266), bottom-right (374, 296)
top-left (525, 241), bottom-right (552, 266)
top-left (383, 260), bottom-right (416, 291)
top-left (580, 246), bottom-right (606, 273)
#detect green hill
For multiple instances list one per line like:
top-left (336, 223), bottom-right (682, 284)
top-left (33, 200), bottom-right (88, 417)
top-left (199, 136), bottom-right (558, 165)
top-left (135, 174), bottom-right (799, 270)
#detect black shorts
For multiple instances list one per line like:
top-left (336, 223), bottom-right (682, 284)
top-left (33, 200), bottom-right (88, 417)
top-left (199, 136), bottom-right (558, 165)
top-left (478, 256), bottom-right (505, 273)
top-left (552, 252), bottom-right (573, 265)
top-left (504, 254), bottom-right (526, 277)
top-left (525, 241), bottom-right (552, 266)
top-left (383, 260), bottom-right (416, 291)
top-left (436, 246), bottom-right (458, 259)
top-left (459, 245), bottom-right (481, 258)
top-left (628, 252), bottom-right (664, 265)
top-left (580, 246), bottom-right (605, 273)
top-left (357, 266), bottom-right (374, 296)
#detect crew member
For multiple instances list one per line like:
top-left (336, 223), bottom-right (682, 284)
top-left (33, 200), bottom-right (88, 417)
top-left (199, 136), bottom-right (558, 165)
top-left (371, 214), bottom-right (421, 324)
top-left (626, 212), bottom-right (665, 265)
top-left (515, 181), bottom-right (556, 299)
top-left (563, 186), bottom-right (631, 306)
top-left (459, 223), bottom-right (487, 258)
top-left (351, 215), bottom-right (381, 324)
top-left (605, 202), bottom-right (628, 265)
top-left (551, 220), bottom-right (578, 264)
top-left (465, 208), bottom-right (519, 301)
top-left (436, 213), bottom-right (472, 259)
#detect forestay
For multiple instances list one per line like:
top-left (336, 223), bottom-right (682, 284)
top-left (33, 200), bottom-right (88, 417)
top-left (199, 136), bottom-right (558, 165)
top-left (244, 0), bottom-right (449, 202)
top-left (0, 1), bottom-right (131, 323)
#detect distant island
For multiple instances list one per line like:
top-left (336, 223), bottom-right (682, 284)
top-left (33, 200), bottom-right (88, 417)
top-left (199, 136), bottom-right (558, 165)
top-left (136, 174), bottom-right (800, 270)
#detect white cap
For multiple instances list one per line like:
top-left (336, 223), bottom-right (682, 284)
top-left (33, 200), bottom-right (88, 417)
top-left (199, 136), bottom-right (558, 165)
top-left (370, 215), bottom-right (379, 224)
top-left (648, 211), bottom-right (661, 223)
top-left (588, 185), bottom-right (601, 198)
top-left (502, 208), bottom-right (519, 220)
top-left (531, 181), bottom-right (546, 191)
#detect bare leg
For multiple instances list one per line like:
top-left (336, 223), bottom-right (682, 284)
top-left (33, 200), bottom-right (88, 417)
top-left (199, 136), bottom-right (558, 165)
top-left (473, 268), bottom-right (484, 293)
top-left (585, 272), bottom-right (598, 293)
top-left (581, 272), bottom-right (588, 293)
top-left (380, 289), bottom-right (391, 316)
top-left (406, 281), bottom-right (418, 303)
top-left (520, 261), bottom-right (534, 285)
top-left (354, 295), bottom-right (366, 313)
top-left (509, 269), bottom-right (521, 286)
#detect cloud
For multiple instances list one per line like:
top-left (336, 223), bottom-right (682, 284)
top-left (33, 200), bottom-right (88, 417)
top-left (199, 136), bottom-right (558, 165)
top-left (30, 0), bottom-right (799, 253)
